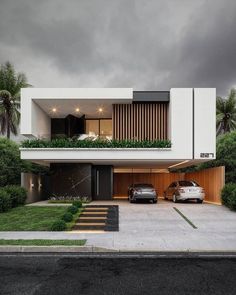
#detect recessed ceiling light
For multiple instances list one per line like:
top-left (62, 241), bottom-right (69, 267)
top-left (52, 108), bottom-right (57, 112)
top-left (98, 107), bottom-right (103, 112)
top-left (75, 108), bottom-right (80, 112)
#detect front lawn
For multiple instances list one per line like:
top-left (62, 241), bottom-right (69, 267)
top-left (0, 206), bottom-right (77, 231)
top-left (0, 239), bottom-right (86, 246)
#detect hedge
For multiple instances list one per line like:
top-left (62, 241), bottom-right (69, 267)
top-left (221, 183), bottom-right (236, 211)
top-left (4, 185), bottom-right (27, 207)
top-left (0, 186), bottom-right (27, 213)
top-left (0, 189), bottom-right (12, 212)
top-left (21, 138), bottom-right (171, 149)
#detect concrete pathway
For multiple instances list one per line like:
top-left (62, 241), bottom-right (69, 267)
top-left (1, 200), bottom-right (236, 251)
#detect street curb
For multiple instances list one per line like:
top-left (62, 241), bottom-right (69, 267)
top-left (0, 246), bottom-right (236, 257)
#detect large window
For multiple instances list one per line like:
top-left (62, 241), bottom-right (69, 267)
top-left (85, 119), bottom-right (112, 138)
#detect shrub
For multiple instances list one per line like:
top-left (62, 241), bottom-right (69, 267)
top-left (62, 212), bottom-right (73, 222)
top-left (67, 205), bottom-right (78, 214)
top-left (72, 200), bottom-right (82, 208)
top-left (50, 220), bottom-right (66, 231)
top-left (227, 189), bottom-right (236, 211)
top-left (0, 138), bottom-right (22, 186)
top-left (221, 183), bottom-right (236, 206)
top-left (4, 185), bottom-right (27, 207)
top-left (0, 189), bottom-right (12, 212)
top-left (221, 183), bottom-right (236, 211)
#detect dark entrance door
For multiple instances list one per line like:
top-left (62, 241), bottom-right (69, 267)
top-left (92, 166), bottom-right (113, 200)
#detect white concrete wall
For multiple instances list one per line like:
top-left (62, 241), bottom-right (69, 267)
top-left (21, 90), bottom-right (51, 138)
top-left (194, 88), bottom-right (216, 159)
top-left (21, 88), bottom-right (133, 99)
top-left (169, 88), bottom-right (193, 159)
top-left (31, 101), bottom-right (51, 139)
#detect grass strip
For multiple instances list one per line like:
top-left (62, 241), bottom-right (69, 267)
top-left (173, 207), bottom-right (197, 229)
top-left (0, 239), bottom-right (86, 246)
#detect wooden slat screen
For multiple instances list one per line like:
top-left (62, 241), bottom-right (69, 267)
top-left (112, 103), bottom-right (168, 141)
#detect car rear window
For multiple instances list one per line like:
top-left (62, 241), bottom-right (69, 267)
top-left (133, 184), bottom-right (154, 188)
top-left (178, 181), bottom-right (199, 187)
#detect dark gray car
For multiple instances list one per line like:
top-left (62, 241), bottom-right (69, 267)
top-left (128, 183), bottom-right (157, 203)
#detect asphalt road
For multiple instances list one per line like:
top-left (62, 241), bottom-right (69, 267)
top-left (0, 253), bottom-right (236, 295)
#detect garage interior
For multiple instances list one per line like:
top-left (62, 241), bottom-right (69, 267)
top-left (113, 166), bottom-right (225, 204)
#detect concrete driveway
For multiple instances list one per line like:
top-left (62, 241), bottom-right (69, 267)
top-left (79, 199), bottom-right (236, 251)
top-left (1, 200), bottom-right (236, 251)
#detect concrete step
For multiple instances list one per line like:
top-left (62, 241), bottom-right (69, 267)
top-left (76, 222), bottom-right (106, 226)
top-left (76, 218), bottom-right (106, 224)
top-left (79, 216), bottom-right (106, 220)
top-left (81, 212), bottom-right (108, 215)
top-left (84, 207), bottom-right (108, 211)
top-left (73, 225), bottom-right (105, 230)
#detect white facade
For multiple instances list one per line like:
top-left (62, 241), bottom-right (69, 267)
top-left (20, 87), bottom-right (216, 168)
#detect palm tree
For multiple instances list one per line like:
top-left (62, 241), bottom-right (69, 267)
top-left (216, 88), bottom-right (236, 136)
top-left (0, 62), bottom-right (31, 139)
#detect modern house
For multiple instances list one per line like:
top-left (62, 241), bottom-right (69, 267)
top-left (20, 88), bottom-right (220, 203)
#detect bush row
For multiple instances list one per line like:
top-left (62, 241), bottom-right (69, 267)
top-left (22, 138), bottom-right (172, 149)
top-left (51, 201), bottom-right (83, 231)
top-left (0, 185), bottom-right (27, 213)
top-left (221, 183), bottom-right (236, 211)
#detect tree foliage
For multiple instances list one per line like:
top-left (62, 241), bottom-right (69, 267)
top-left (0, 137), bottom-right (22, 186)
top-left (0, 138), bottom-right (49, 187)
top-left (216, 88), bottom-right (236, 135)
top-left (0, 62), bottom-right (30, 138)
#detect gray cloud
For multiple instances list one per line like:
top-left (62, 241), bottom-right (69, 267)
top-left (0, 0), bottom-right (235, 95)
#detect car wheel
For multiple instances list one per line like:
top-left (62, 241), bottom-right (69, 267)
top-left (197, 199), bottom-right (203, 204)
top-left (164, 193), bottom-right (168, 200)
top-left (129, 196), bottom-right (135, 203)
top-left (153, 199), bottom-right (157, 204)
top-left (173, 194), bottom-right (178, 203)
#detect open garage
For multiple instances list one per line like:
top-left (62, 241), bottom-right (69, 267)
top-left (113, 166), bottom-right (225, 204)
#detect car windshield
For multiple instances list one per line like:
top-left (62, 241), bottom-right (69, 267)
top-left (178, 181), bottom-right (199, 187)
top-left (133, 184), bottom-right (153, 188)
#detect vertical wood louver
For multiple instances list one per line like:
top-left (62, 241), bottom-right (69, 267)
top-left (112, 103), bottom-right (168, 141)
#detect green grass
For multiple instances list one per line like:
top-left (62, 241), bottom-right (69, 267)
top-left (0, 206), bottom-right (76, 231)
top-left (0, 239), bottom-right (86, 246)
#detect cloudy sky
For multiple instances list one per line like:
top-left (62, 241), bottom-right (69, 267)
top-left (0, 0), bottom-right (236, 96)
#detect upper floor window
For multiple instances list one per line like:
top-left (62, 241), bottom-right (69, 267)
top-left (85, 119), bottom-right (112, 138)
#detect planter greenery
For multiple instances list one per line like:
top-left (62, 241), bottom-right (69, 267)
top-left (48, 196), bottom-right (90, 203)
top-left (221, 183), bottom-right (236, 211)
top-left (21, 138), bottom-right (171, 149)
